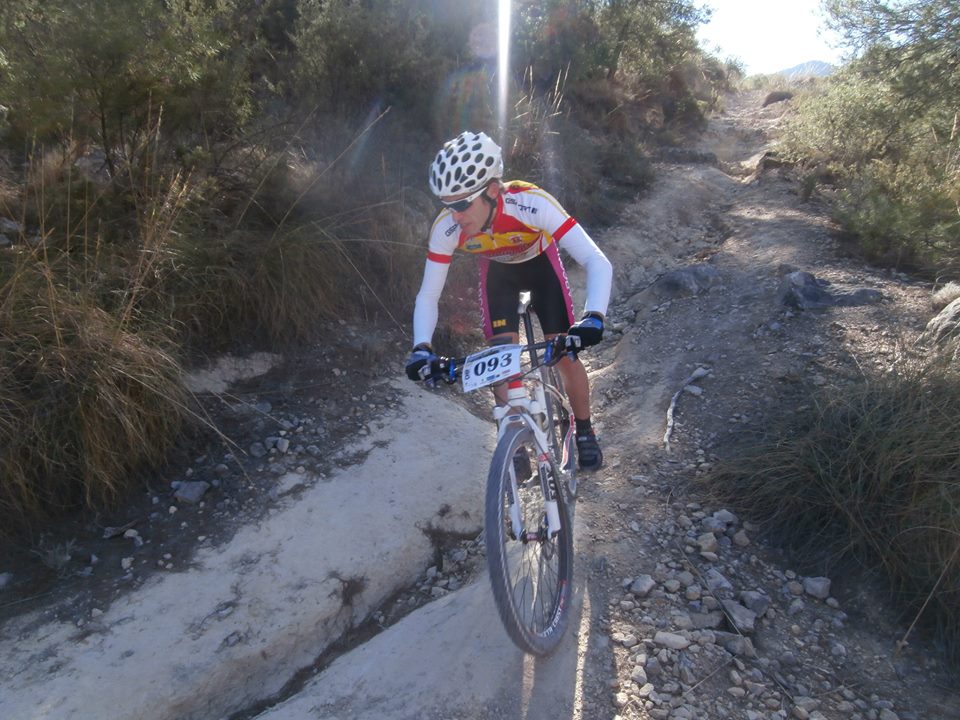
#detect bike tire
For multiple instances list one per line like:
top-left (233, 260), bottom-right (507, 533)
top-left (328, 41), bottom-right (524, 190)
top-left (485, 422), bottom-right (574, 656)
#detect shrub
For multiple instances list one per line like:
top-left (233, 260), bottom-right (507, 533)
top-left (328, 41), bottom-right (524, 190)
top-left (703, 351), bottom-right (960, 662)
top-left (0, 0), bottom-right (260, 178)
top-left (0, 257), bottom-right (185, 529)
top-left (831, 156), bottom-right (960, 274)
top-left (780, 69), bottom-right (960, 277)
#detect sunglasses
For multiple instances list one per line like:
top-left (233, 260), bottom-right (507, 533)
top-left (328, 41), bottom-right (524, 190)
top-left (442, 183), bottom-right (489, 212)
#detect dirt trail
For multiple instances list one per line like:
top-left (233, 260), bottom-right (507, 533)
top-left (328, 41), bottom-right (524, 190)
top-left (2, 91), bottom-right (959, 720)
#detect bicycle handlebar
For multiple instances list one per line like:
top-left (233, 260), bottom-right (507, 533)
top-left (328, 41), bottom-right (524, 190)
top-left (420, 335), bottom-right (581, 385)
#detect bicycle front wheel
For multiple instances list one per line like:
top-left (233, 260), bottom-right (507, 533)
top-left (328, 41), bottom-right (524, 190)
top-left (485, 422), bottom-right (573, 656)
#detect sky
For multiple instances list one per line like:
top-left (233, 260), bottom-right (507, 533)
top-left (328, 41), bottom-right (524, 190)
top-left (696, 0), bottom-right (847, 75)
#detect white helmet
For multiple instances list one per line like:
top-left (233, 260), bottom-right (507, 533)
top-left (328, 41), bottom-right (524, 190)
top-left (428, 131), bottom-right (503, 198)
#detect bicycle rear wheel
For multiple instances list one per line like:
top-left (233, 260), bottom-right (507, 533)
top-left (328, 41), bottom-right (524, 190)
top-left (485, 423), bottom-right (573, 655)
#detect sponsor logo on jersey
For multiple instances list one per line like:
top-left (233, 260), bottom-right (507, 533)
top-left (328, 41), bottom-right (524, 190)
top-left (517, 203), bottom-right (538, 214)
top-left (465, 241), bottom-right (483, 250)
top-left (486, 246), bottom-right (524, 258)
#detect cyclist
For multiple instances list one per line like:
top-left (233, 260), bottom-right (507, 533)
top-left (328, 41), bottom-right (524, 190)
top-left (405, 130), bottom-right (613, 470)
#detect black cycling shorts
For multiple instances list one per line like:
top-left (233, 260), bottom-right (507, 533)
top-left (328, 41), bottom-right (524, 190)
top-left (479, 244), bottom-right (574, 339)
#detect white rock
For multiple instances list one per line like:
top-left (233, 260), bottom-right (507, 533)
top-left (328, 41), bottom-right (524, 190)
top-left (713, 509), bottom-right (739, 525)
top-left (704, 568), bottom-right (733, 594)
top-left (697, 532), bottom-right (718, 553)
top-left (721, 600), bottom-right (758, 634)
top-left (803, 576), bottom-right (832, 599)
top-left (630, 574), bottom-right (657, 597)
top-left (653, 631), bottom-right (690, 650)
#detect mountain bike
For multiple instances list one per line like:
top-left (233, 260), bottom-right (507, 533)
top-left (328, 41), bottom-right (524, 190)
top-left (423, 292), bottom-right (578, 655)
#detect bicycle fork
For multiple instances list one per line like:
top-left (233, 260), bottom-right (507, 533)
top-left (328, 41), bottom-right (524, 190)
top-left (494, 381), bottom-right (563, 542)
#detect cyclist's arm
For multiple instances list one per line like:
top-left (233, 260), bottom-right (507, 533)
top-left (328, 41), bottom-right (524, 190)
top-left (509, 184), bottom-right (612, 317)
top-left (412, 214), bottom-right (460, 347)
top-left (413, 255), bottom-right (451, 347)
top-left (557, 225), bottom-right (612, 317)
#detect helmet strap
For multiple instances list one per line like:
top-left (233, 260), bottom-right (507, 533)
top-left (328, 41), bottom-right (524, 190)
top-left (480, 185), bottom-right (498, 232)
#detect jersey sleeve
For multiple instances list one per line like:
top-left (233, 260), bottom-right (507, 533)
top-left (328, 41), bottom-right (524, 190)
top-left (509, 184), bottom-right (577, 240)
top-left (514, 185), bottom-right (612, 316)
top-left (412, 214), bottom-right (458, 347)
top-left (557, 222), bottom-right (613, 317)
top-left (412, 258), bottom-right (450, 347)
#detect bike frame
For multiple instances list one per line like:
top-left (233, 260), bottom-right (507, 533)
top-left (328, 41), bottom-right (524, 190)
top-left (492, 292), bottom-right (570, 540)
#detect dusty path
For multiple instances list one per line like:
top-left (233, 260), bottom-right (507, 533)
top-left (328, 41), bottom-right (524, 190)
top-left (2, 91), bottom-right (959, 720)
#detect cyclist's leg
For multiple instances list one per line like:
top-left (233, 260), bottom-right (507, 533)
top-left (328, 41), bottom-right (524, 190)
top-left (550, 350), bottom-right (590, 419)
top-left (480, 258), bottom-right (523, 406)
top-left (534, 246), bottom-right (603, 469)
top-left (527, 246), bottom-right (589, 418)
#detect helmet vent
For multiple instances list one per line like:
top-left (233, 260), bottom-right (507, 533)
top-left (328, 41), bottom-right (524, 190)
top-left (428, 131), bottom-right (503, 198)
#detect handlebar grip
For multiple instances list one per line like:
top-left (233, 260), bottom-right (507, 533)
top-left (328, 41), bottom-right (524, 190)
top-left (422, 357), bottom-right (458, 386)
top-left (544, 335), bottom-right (580, 365)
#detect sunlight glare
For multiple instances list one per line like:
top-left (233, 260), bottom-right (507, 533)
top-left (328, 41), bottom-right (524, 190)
top-left (497, 0), bottom-right (511, 143)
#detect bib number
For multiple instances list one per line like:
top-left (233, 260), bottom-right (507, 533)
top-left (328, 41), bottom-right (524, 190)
top-left (461, 345), bottom-right (522, 392)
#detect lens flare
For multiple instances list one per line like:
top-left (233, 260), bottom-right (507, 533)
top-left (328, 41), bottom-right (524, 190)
top-left (498, 0), bottom-right (511, 143)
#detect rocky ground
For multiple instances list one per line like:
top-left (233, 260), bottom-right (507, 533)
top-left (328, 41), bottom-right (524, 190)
top-left (559, 93), bottom-right (958, 720)
top-left (2, 90), bottom-right (959, 720)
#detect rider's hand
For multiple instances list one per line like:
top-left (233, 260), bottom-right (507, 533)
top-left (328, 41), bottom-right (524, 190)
top-left (405, 344), bottom-right (438, 381)
top-left (567, 312), bottom-right (604, 347)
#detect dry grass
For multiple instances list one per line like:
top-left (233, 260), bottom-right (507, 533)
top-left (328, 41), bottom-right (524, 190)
top-left (932, 281), bottom-right (960, 312)
top-left (704, 349), bottom-right (960, 662)
top-left (0, 256), bottom-right (186, 528)
top-left (0, 130), bottom-right (431, 531)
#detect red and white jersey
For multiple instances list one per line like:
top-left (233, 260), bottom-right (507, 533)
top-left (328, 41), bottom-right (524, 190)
top-left (426, 180), bottom-right (580, 264)
top-left (413, 181), bottom-right (612, 347)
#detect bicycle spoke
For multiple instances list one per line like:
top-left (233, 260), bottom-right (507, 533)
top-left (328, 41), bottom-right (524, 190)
top-left (486, 411), bottom-right (572, 654)
top-left (500, 472), bottom-right (565, 634)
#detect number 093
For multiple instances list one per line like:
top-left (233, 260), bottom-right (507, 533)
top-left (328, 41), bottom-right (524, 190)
top-left (462, 345), bottom-right (521, 392)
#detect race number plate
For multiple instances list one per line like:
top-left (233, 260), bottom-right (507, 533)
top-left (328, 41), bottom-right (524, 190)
top-left (461, 345), bottom-right (522, 392)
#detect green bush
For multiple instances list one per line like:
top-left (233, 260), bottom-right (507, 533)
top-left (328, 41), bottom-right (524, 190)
top-left (780, 69), bottom-right (960, 276)
top-left (778, 71), bottom-right (899, 170)
top-left (704, 352), bottom-right (960, 662)
top-left (778, 1), bottom-right (960, 278)
top-left (832, 156), bottom-right (960, 274)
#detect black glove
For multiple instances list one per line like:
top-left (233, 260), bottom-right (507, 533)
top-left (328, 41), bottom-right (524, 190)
top-left (567, 313), bottom-right (604, 347)
top-left (405, 344), bottom-right (438, 381)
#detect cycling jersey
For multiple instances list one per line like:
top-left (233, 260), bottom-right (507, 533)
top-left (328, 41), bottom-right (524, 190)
top-left (413, 181), bottom-right (612, 347)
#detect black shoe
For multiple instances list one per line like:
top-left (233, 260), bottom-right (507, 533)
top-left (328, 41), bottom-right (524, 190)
top-left (512, 446), bottom-right (532, 482)
top-left (576, 430), bottom-right (603, 470)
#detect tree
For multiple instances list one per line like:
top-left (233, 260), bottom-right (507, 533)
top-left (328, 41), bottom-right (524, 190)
top-left (595, 0), bottom-right (708, 80)
top-left (0, 0), bottom-right (268, 177)
top-left (823, 0), bottom-right (960, 103)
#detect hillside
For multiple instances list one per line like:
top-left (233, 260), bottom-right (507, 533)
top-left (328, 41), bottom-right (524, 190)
top-left (777, 60), bottom-right (836, 78)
